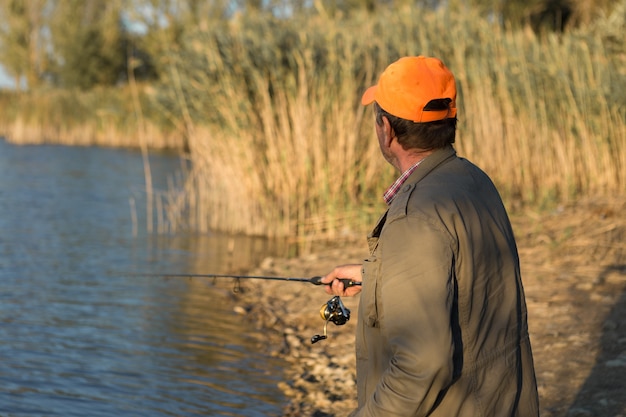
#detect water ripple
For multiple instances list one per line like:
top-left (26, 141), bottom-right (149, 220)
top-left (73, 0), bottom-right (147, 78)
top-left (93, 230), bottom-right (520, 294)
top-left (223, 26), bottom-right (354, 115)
top-left (0, 142), bottom-right (286, 417)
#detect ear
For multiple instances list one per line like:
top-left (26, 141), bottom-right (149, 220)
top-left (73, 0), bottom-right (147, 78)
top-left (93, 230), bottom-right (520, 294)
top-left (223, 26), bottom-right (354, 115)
top-left (381, 115), bottom-right (395, 148)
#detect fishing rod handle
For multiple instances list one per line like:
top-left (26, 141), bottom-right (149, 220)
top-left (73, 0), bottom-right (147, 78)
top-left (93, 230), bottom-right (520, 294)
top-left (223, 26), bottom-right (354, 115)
top-left (310, 276), bottom-right (362, 288)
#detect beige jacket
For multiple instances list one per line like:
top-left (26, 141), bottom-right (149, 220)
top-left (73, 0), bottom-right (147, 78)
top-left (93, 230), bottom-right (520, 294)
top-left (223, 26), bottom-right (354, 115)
top-left (353, 146), bottom-right (539, 416)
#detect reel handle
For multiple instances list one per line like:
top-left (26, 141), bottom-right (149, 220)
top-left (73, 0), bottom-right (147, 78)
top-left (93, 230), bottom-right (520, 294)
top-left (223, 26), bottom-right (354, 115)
top-left (309, 276), bottom-right (361, 288)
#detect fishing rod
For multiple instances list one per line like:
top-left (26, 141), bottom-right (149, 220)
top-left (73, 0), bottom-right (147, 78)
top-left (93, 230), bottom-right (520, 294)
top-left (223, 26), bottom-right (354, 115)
top-left (128, 272), bottom-right (360, 344)
top-left (134, 272), bottom-right (360, 289)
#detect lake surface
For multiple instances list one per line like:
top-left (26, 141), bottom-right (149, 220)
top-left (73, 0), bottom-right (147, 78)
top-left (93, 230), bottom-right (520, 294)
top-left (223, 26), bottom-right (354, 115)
top-left (0, 139), bottom-right (289, 416)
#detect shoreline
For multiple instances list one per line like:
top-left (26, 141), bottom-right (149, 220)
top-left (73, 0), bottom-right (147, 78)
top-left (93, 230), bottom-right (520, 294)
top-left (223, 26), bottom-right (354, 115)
top-left (236, 248), bottom-right (365, 416)
top-left (232, 197), bottom-right (626, 417)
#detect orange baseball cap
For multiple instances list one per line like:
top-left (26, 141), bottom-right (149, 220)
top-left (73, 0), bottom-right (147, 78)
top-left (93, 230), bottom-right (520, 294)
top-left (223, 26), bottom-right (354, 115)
top-left (361, 56), bottom-right (457, 123)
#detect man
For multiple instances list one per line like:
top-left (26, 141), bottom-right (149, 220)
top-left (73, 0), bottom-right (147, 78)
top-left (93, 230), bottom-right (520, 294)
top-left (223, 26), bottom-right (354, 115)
top-left (321, 56), bottom-right (539, 416)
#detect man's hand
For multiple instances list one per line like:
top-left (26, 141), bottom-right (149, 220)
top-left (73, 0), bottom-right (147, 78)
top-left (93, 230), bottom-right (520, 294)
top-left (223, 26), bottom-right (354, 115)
top-left (321, 264), bottom-right (363, 297)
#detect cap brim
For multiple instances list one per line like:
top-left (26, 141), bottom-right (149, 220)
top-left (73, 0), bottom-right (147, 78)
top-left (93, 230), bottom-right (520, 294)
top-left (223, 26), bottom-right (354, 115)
top-left (361, 85), bottom-right (377, 106)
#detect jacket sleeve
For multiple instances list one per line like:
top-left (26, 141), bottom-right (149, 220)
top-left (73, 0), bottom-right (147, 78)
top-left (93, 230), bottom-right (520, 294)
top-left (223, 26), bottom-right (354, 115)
top-left (357, 214), bottom-right (456, 417)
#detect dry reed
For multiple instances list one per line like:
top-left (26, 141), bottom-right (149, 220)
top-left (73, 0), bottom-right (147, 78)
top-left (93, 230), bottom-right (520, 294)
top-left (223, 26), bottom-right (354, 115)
top-left (156, 5), bottom-right (625, 238)
top-left (0, 87), bottom-right (185, 149)
top-left (1, 4), bottom-right (624, 240)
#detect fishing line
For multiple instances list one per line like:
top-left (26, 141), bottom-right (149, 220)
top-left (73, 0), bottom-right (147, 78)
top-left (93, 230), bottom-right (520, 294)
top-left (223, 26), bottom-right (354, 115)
top-left (122, 272), bottom-right (360, 343)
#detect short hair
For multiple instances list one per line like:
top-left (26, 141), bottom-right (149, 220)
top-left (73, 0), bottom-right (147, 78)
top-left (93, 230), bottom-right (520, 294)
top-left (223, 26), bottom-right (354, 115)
top-left (374, 102), bottom-right (457, 150)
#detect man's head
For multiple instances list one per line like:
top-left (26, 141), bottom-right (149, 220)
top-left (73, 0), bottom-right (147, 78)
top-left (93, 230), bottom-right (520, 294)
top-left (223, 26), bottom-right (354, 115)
top-left (362, 56), bottom-right (457, 150)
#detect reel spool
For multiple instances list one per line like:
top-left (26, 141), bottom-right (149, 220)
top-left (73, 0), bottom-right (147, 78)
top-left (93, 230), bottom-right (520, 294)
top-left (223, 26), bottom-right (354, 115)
top-left (311, 296), bottom-right (351, 344)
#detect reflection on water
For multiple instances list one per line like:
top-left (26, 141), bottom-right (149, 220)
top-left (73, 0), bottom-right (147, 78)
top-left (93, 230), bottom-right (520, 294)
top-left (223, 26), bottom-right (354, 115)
top-left (0, 140), bottom-right (288, 416)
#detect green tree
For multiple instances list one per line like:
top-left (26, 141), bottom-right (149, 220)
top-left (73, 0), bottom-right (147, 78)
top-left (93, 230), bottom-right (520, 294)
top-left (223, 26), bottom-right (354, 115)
top-left (48, 0), bottom-right (127, 89)
top-left (125, 0), bottom-right (232, 81)
top-left (0, 0), bottom-right (47, 90)
top-left (460, 0), bottom-right (617, 30)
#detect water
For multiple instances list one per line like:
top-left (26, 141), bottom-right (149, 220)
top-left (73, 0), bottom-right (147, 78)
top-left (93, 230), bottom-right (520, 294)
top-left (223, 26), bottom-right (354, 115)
top-left (0, 140), bottom-right (288, 416)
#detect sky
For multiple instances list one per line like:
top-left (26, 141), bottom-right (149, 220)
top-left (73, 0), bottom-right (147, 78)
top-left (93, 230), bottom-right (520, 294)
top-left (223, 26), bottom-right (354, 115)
top-left (0, 65), bottom-right (15, 89)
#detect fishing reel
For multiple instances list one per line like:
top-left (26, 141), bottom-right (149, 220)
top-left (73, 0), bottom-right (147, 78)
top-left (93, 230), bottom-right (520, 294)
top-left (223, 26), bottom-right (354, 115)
top-left (311, 296), bottom-right (351, 344)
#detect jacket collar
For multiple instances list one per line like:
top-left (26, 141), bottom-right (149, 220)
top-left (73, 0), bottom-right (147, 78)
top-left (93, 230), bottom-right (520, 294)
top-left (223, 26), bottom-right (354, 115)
top-left (368, 145), bottom-right (457, 249)
top-left (404, 145), bottom-right (457, 187)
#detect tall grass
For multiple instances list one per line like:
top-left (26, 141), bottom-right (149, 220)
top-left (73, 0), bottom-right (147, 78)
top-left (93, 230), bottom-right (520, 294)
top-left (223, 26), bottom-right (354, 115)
top-left (0, 86), bottom-right (185, 149)
top-left (444, 18), bottom-right (626, 206)
top-left (1, 3), bottom-right (624, 240)
top-left (155, 4), bottom-right (625, 239)
top-left (153, 14), bottom-right (399, 240)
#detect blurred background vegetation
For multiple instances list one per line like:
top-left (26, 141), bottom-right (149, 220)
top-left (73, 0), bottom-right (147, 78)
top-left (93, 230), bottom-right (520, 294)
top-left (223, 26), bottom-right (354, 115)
top-left (0, 0), bottom-right (624, 241)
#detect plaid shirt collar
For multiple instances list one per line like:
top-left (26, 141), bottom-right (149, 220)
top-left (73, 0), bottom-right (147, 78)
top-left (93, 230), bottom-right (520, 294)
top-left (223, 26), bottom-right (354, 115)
top-left (383, 160), bottom-right (423, 205)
